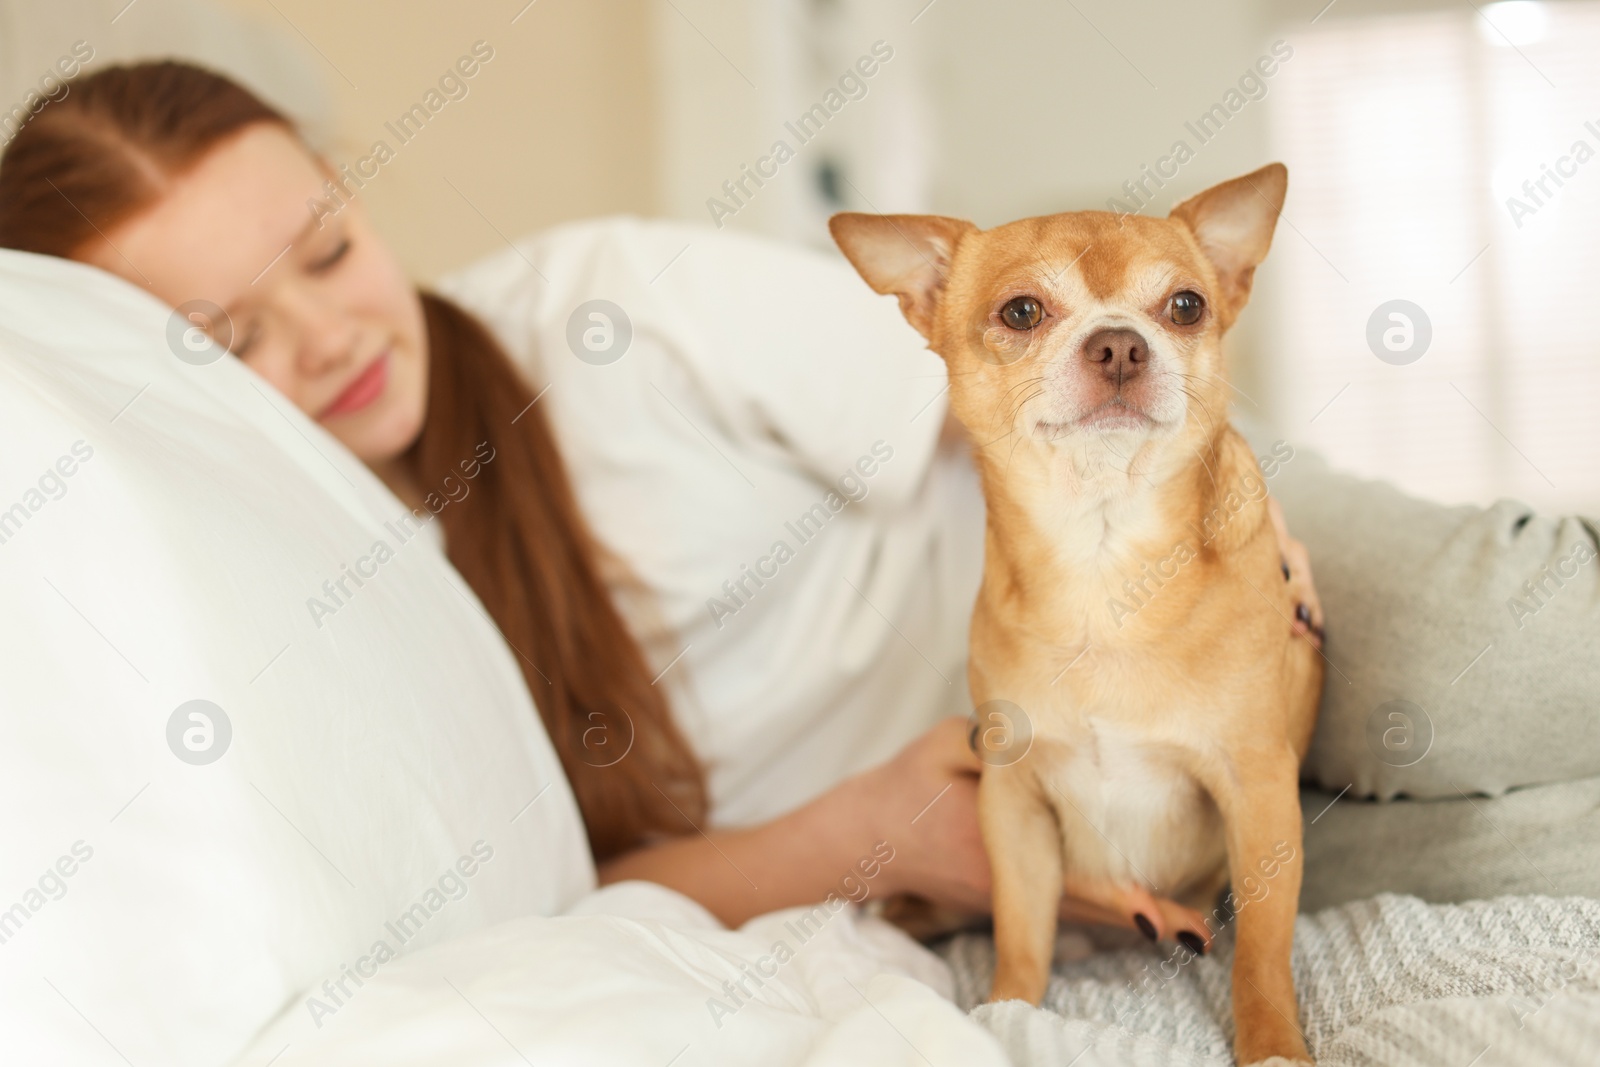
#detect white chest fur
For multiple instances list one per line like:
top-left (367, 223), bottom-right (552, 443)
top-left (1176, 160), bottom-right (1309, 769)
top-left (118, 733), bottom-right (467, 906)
top-left (1035, 718), bottom-right (1227, 900)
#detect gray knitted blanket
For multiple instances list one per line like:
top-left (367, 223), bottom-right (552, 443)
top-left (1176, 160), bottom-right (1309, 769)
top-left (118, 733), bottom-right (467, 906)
top-left (937, 894), bottom-right (1600, 1066)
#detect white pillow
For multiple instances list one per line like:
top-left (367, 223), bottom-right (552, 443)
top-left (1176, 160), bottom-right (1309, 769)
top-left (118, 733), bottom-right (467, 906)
top-left (0, 250), bottom-right (593, 1066)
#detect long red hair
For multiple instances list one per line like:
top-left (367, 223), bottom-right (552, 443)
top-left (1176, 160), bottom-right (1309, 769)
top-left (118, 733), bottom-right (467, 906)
top-left (0, 61), bottom-right (706, 862)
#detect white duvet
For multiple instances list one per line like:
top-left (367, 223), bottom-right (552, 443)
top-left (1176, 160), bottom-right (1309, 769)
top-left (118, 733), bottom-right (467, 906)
top-left (233, 882), bottom-right (1007, 1066)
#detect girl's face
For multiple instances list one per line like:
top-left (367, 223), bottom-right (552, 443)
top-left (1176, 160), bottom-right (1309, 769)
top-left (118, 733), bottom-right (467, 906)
top-left (80, 123), bottom-right (428, 465)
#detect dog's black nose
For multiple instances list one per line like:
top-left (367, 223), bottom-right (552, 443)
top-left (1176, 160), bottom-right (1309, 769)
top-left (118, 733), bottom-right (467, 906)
top-left (1081, 328), bottom-right (1147, 385)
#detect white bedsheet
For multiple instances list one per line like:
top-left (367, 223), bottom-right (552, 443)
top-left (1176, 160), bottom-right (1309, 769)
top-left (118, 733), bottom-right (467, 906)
top-left (233, 881), bottom-right (1009, 1067)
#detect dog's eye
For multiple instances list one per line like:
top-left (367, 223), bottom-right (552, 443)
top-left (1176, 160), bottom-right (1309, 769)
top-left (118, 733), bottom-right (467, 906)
top-left (1170, 291), bottom-right (1205, 326)
top-left (1000, 296), bottom-right (1044, 330)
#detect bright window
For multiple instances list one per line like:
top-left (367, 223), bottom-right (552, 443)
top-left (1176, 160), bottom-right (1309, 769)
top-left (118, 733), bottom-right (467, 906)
top-left (1266, 1), bottom-right (1600, 515)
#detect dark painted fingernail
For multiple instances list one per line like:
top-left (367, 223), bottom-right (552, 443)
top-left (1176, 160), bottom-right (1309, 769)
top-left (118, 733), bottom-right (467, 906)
top-left (1281, 560), bottom-right (1291, 581)
top-left (968, 722), bottom-right (980, 753)
top-left (1134, 913), bottom-right (1157, 941)
top-left (1295, 603), bottom-right (1312, 625)
top-left (1178, 930), bottom-right (1206, 956)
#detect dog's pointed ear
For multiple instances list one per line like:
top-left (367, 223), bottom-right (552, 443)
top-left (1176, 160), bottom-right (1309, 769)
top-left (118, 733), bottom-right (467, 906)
top-left (1169, 163), bottom-right (1287, 330)
top-left (829, 212), bottom-right (975, 341)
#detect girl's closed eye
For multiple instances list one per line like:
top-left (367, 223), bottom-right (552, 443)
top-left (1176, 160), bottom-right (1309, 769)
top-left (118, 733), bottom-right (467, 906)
top-left (228, 240), bottom-right (349, 358)
top-left (230, 321), bottom-right (263, 359)
top-left (311, 237), bottom-right (351, 273)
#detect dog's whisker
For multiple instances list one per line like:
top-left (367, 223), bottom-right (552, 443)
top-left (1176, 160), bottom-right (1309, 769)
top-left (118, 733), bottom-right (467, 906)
top-left (1003, 389), bottom-right (1045, 471)
top-left (1177, 398), bottom-right (1222, 495)
top-left (970, 425), bottom-right (1019, 453)
top-left (987, 375), bottom-right (1046, 438)
top-left (997, 375), bottom-right (1046, 412)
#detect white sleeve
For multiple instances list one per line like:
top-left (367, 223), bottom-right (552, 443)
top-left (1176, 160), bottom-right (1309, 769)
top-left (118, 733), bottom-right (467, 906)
top-left (450, 217), bottom-right (951, 516)
top-left (637, 219), bottom-right (949, 513)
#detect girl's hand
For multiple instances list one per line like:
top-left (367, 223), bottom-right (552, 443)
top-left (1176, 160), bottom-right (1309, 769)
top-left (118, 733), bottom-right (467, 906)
top-left (853, 716), bottom-right (992, 913)
top-left (1268, 496), bottom-right (1325, 650)
top-left (853, 717), bottom-right (1214, 947)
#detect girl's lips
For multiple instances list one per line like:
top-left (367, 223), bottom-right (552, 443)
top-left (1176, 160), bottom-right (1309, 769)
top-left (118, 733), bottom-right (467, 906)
top-left (321, 352), bottom-right (389, 419)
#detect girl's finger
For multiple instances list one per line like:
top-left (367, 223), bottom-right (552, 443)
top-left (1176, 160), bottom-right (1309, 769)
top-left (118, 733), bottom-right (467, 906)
top-left (933, 715), bottom-right (984, 775)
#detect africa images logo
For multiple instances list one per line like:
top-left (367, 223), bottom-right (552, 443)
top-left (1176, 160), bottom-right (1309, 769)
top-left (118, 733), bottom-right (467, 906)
top-left (304, 841), bottom-right (495, 1028)
top-left (704, 441), bottom-right (894, 629)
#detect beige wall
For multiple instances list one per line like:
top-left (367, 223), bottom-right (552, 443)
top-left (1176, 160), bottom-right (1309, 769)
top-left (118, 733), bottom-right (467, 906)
top-left (217, 0), bottom-right (659, 282)
top-left (925, 0), bottom-right (1275, 393)
top-left (647, 0), bottom-right (1282, 390)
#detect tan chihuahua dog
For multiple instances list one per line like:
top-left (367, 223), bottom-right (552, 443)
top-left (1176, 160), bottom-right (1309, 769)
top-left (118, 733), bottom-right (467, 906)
top-left (832, 164), bottom-right (1322, 1067)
